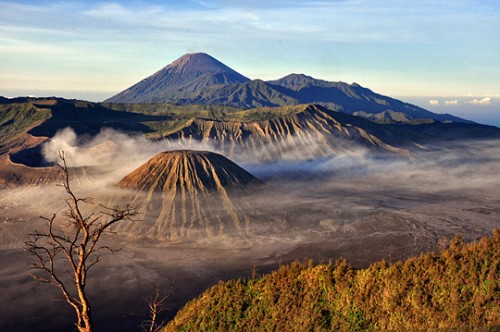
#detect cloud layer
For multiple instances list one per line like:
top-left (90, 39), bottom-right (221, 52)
top-left (467, 97), bottom-right (491, 105)
top-left (426, 96), bottom-right (497, 109)
top-left (39, 127), bottom-right (500, 196)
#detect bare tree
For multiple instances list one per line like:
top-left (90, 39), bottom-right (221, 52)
top-left (25, 152), bottom-right (138, 332)
top-left (143, 284), bottom-right (175, 332)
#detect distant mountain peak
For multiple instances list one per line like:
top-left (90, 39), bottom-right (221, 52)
top-left (165, 53), bottom-right (244, 76)
top-left (268, 73), bottom-right (333, 90)
top-left (105, 53), bottom-right (250, 103)
top-left (281, 73), bottom-right (316, 80)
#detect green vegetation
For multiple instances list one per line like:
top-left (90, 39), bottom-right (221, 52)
top-left (106, 101), bottom-right (306, 122)
top-left (0, 98), bottom-right (313, 145)
top-left (225, 105), bottom-right (308, 122)
top-left (105, 102), bottom-right (308, 138)
top-left (104, 101), bottom-right (242, 118)
top-left (0, 102), bottom-right (51, 152)
top-left (164, 230), bottom-right (500, 331)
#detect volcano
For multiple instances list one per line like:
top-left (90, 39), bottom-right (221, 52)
top-left (105, 53), bottom-right (468, 123)
top-left (105, 53), bottom-right (250, 103)
top-left (114, 150), bottom-right (280, 241)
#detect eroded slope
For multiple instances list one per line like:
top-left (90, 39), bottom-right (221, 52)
top-left (115, 150), bottom-right (281, 240)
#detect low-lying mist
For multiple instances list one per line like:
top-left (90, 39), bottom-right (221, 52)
top-left (40, 127), bottom-right (390, 184)
top-left (2, 127), bottom-right (499, 246)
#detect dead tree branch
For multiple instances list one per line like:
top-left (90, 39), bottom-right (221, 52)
top-left (25, 151), bottom-right (139, 332)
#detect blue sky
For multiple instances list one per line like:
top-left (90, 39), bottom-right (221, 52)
top-left (1, 0), bottom-right (499, 125)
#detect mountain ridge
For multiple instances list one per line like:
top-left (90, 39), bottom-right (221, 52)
top-left (2, 98), bottom-right (500, 181)
top-left (163, 104), bottom-right (412, 160)
top-left (106, 53), bottom-right (469, 124)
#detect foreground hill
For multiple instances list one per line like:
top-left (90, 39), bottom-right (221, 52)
top-left (114, 150), bottom-right (283, 240)
top-left (106, 53), bottom-right (466, 123)
top-left (164, 229), bottom-right (500, 331)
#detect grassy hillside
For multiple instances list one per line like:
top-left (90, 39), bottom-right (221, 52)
top-left (0, 102), bottom-right (51, 153)
top-left (164, 229), bottom-right (499, 331)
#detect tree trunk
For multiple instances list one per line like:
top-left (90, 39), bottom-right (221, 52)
top-left (76, 302), bottom-right (92, 332)
top-left (76, 270), bottom-right (92, 332)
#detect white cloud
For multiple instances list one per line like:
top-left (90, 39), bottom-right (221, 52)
top-left (77, 1), bottom-right (451, 43)
top-left (444, 100), bottom-right (459, 106)
top-left (0, 37), bottom-right (74, 56)
top-left (429, 99), bottom-right (439, 105)
top-left (467, 97), bottom-right (491, 105)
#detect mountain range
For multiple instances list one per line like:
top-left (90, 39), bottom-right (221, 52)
top-left (2, 52), bottom-right (500, 188)
top-left (106, 53), bottom-right (466, 124)
top-left (1, 52), bottom-right (499, 332)
top-left (2, 97), bottom-right (500, 188)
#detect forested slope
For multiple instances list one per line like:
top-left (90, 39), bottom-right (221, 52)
top-left (164, 229), bottom-right (500, 331)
